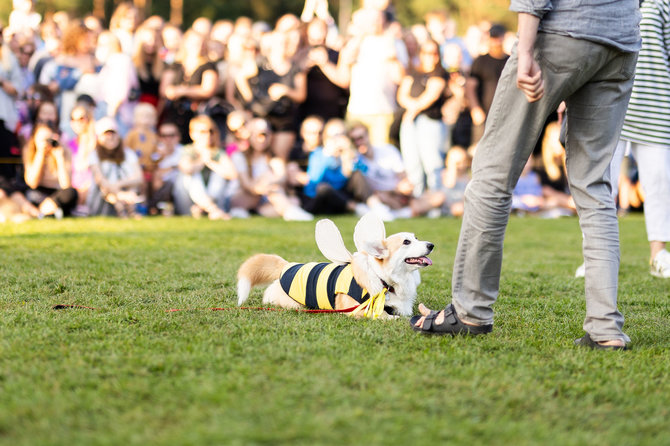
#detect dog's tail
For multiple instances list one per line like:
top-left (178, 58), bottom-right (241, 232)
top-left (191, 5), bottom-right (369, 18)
top-left (237, 254), bottom-right (288, 306)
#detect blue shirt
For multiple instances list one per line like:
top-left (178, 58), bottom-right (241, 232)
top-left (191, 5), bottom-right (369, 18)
top-left (304, 147), bottom-right (349, 198)
top-left (510, 0), bottom-right (641, 52)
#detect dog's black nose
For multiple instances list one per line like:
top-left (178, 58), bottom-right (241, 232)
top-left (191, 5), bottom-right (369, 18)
top-left (427, 243), bottom-right (434, 252)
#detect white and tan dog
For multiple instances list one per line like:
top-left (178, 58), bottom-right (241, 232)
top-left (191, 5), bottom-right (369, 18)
top-left (236, 212), bottom-right (433, 318)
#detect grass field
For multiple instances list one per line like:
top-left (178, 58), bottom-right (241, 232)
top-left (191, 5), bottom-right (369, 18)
top-left (1, 215), bottom-right (669, 445)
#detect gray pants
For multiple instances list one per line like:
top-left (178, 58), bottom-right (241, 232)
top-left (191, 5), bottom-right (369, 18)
top-left (452, 33), bottom-right (637, 343)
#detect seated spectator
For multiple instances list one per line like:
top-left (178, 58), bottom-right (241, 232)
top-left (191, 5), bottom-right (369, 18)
top-left (67, 104), bottom-right (96, 214)
top-left (512, 155), bottom-right (544, 214)
top-left (87, 117), bottom-right (143, 217)
top-left (348, 121), bottom-right (412, 211)
top-left (172, 114), bottom-right (236, 219)
top-left (300, 118), bottom-right (375, 216)
top-left (223, 109), bottom-right (251, 155)
top-left (17, 99), bottom-right (59, 145)
top-left (22, 123), bottom-right (78, 218)
top-left (404, 145), bottom-right (471, 218)
top-left (123, 102), bottom-right (159, 211)
top-left (537, 121), bottom-right (576, 214)
top-left (0, 123), bottom-right (38, 222)
top-left (148, 121), bottom-right (183, 215)
top-left (229, 117), bottom-right (313, 221)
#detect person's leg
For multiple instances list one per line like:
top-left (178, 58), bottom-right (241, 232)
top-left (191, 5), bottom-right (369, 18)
top-left (451, 36), bottom-right (577, 326)
top-left (564, 49), bottom-right (637, 344)
top-left (416, 114), bottom-right (447, 191)
top-left (399, 118), bottom-right (426, 196)
top-left (630, 143), bottom-right (670, 261)
top-left (172, 174), bottom-right (196, 216)
top-left (417, 34), bottom-right (621, 330)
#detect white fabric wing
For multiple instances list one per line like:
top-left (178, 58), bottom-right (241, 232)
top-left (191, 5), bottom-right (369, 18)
top-left (315, 219), bottom-right (353, 264)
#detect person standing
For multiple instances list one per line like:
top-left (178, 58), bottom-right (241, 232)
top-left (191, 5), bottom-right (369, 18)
top-left (411, 0), bottom-right (641, 350)
top-left (464, 24), bottom-right (509, 145)
top-left (619, 0), bottom-right (670, 278)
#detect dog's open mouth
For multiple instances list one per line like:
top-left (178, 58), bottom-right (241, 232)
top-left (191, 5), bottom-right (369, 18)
top-left (405, 256), bottom-right (432, 267)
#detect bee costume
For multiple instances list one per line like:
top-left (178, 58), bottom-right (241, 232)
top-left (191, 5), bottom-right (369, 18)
top-left (279, 262), bottom-right (388, 318)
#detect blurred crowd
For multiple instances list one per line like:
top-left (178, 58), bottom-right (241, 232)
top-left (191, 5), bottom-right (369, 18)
top-left (0, 0), bottom-right (642, 223)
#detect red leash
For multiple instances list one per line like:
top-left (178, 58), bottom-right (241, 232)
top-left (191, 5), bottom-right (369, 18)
top-left (53, 304), bottom-right (358, 313)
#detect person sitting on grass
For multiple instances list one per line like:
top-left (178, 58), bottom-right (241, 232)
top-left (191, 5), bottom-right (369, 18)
top-left (22, 123), bottom-right (78, 218)
top-left (86, 117), bottom-right (144, 218)
top-left (172, 115), bottom-right (236, 220)
top-left (229, 118), bottom-right (314, 221)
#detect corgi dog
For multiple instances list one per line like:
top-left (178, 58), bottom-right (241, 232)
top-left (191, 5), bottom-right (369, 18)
top-left (236, 212), bottom-right (434, 318)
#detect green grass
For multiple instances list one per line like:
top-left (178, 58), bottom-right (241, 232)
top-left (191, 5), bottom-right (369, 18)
top-left (1, 215), bottom-right (668, 445)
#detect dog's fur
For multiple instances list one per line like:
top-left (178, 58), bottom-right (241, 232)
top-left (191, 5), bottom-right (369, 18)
top-left (236, 213), bottom-right (433, 318)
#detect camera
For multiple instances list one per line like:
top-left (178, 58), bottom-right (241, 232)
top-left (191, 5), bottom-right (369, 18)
top-left (47, 138), bottom-right (59, 148)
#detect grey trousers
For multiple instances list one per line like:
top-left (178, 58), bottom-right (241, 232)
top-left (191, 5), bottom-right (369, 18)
top-left (451, 33), bottom-right (637, 342)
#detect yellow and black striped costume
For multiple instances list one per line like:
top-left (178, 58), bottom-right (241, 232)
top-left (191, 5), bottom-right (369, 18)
top-left (279, 262), bottom-right (369, 310)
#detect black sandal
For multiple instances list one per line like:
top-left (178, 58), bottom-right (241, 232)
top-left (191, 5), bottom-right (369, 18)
top-left (410, 304), bottom-right (493, 336)
top-left (574, 333), bottom-right (628, 350)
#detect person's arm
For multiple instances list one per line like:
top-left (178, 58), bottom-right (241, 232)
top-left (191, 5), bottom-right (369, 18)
top-left (202, 150), bottom-right (238, 181)
top-left (23, 146), bottom-right (47, 190)
top-left (51, 145), bottom-right (72, 189)
top-left (516, 13), bottom-right (544, 103)
top-left (465, 75), bottom-right (485, 125)
top-left (268, 71), bottom-right (307, 103)
top-left (166, 68), bottom-right (219, 101)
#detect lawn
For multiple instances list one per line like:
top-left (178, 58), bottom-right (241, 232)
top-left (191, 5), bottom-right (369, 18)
top-left (1, 215), bottom-right (668, 445)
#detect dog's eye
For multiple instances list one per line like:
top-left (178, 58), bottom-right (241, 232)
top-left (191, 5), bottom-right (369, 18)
top-left (403, 239), bottom-right (411, 245)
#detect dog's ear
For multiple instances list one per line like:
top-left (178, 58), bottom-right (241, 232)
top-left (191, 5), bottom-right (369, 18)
top-left (358, 239), bottom-right (389, 260)
top-left (315, 219), bottom-right (353, 264)
top-left (354, 212), bottom-right (387, 258)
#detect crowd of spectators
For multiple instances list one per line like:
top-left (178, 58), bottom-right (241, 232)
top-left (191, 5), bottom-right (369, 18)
top-left (0, 0), bottom-right (633, 223)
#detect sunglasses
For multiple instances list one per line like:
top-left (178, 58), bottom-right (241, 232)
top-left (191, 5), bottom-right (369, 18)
top-left (71, 115), bottom-right (88, 122)
top-left (194, 128), bottom-right (214, 134)
top-left (159, 132), bottom-right (179, 138)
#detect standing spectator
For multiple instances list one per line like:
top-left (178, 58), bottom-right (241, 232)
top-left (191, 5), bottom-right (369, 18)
top-left (465, 24), bottom-right (509, 145)
top-left (39, 21), bottom-right (96, 137)
top-left (298, 17), bottom-right (349, 123)
top-left (132, 24), bottom-right (165, 108)
top-left (235, 30), bottom-right (307, 162)
top-left (341, 7), bottom-right (404, 146)
top-left (397, 38), bottom-right (449, 196)
top-left (109, 1), bottom-right (141, 55)
top-left (87, 117), bottom-right (143, 217)
top-left (1, 26), bottom-right (23, 133)
top-left (619, 0), bottom-right (670, 278)
top-left (94, 30), bottom-right (139, 136)
top-left (160, 30), bottom-right (218, 144)
top-left (22, 123), bottom-right (77, 217)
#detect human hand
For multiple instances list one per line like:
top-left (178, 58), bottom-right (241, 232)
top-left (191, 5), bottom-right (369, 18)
top-left (268, 83), bottom-right (289, 100)
top-left (516, 49), bottom-right (544, 102)
top-left (307, 46), bottom-right (329, 67)
top-left (470, 106), bottom-right (486, 126)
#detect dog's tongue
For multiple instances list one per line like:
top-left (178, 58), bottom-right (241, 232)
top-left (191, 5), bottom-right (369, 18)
top-left (419, 256), bottom-right (433, 266)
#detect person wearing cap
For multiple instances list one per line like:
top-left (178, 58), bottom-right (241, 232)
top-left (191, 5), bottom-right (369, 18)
top-left (411, 0), bottom-right (641, 350)
top-left (86, 117), bottom-right (143, 217)
top-left (465, 23), bottom-right (509, 145)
